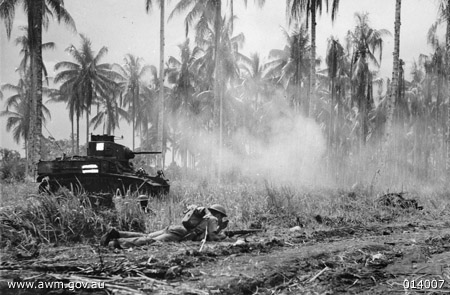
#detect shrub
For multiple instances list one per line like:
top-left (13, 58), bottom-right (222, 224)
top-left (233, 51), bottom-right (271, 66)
top-left (0, 148), bottom-right (25, 182)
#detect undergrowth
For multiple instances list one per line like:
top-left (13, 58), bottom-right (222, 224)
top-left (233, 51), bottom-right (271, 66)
top-left (1, 179), bottom-right (448, 252)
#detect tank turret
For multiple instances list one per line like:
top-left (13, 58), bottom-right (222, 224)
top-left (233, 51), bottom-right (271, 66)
top-left (87, 134), bottom-right (161, 172)
top-left (37, 134), bottom-right (170, 201)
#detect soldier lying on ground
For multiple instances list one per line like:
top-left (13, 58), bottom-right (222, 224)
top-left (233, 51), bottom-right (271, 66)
top-left (101, 204), bottom-right (229, 248)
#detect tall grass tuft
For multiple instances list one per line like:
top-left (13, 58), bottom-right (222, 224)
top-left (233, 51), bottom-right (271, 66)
top-left (0, 191), bottom-right (109, 249)
top-left (114, 193), bottom-right (147, 232)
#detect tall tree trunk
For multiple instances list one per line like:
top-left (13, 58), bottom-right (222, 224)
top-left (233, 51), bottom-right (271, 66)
top-left (28, 0), bottom-right (43, 177)
top-left (308, 0), bottom-right (316, 118)
top-left (106, 115), bottom-right (112, 135)
top-left (71, 112), bottom-right (74, 154)
top-left (137, 86), bottom-right (140, 149)
top-left (424, 73), bottom-right (432, 179)
top-left (25, 139), bottom-right (29, 177)
top-left (296, 56), bottom-right (302, 114)
top-left (446, 0), bottom-right (450, 176)
top-left (384, 0), bottom-right (401, 161)
top-left (364, 73), bottom-right (372, 146)
top-left (76, 113), bottom-right (80, 155)
top-left (86, 106), bottom-right (90, 151)
top-left (329, 78), bottom-right (335, 148)
top-left (132, 85), bottom-right (137, 151)
top-left (213, 0), bottom-right (222, 180)
top-left (329, 77), bottom-right (335, 174)
top-left (335, 83), bottom-right (343, 159)
top-left (359, 69), bottom-right (367, 147)
top-left (158, 0), bottom-right (165, 168)
top-left (26, 91), bottom-right (34, 176)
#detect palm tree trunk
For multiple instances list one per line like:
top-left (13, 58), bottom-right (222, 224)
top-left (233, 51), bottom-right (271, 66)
top-left (71, 113), bottom-right (74, 154)
top-left (384, 0), bottom-right (401, 154)
top-left (308, 0), bottom-right (316, 118)
top-left (86, 106), bottom-right (90, 151)
top-left (363, 74), bottom-right (372, 146)
top-left (213, 0), bottom-right (222, 180)
top-left (132, 86), bottom-right (136, 151)
top-left (76, 113), bottom-right (80, 155)
top-left (296, 56), bottom-right (302, 114)
top-left (425, 74), bottom-right (432, 179)
top-left (137, 85), bottom-right (141, 149)
top-left (359, 71), bottom-right (367, 147)
top-left (336, 83), bottom-right (342, 160)
top-left (106, 115), bottom-right (112, 135)
top-left (158, 0), bottom-right (165, 168)
top-left (329, 77), bottom-right (335, 174)
top-left (446, 0), bottom-right (450, 175)
top-left (28, 0), bottom-right (44, 176)
top-left (26, 96), bottom-right (33, 177)
top-left (329, 78), bottom-right (335, 149)
top-left (25, 139), bottom-right (29, 177)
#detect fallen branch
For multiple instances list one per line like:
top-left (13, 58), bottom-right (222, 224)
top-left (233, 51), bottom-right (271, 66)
top-left (308, 267), bottom-right (329, 283)
top-left (199, 226), bottom-right (208, 252)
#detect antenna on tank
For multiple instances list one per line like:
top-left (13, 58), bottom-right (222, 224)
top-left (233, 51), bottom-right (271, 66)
top-left (43, 125), bottom-right (64, 155)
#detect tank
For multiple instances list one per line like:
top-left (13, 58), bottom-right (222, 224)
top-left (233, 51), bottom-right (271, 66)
top-left (37, 134), bottom-right (170, 199)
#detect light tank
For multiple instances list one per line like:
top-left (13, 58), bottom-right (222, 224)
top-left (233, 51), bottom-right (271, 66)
top-left (37, 134), bottom-right (170, 201)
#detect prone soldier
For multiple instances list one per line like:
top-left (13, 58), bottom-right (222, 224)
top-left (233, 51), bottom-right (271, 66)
top-left (101, 204), bottom-right (229, 248)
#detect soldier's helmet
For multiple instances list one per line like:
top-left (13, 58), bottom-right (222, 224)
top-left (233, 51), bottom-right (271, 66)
top-left (209, 204), bottom-right (227, 217)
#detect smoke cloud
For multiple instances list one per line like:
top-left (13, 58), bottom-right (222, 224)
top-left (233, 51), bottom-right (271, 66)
top-left (168, 94), bottom-right (331, 187)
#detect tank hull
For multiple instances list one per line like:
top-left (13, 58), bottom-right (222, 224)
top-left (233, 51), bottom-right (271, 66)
top-left (39, 173), bottom-right (170, 196)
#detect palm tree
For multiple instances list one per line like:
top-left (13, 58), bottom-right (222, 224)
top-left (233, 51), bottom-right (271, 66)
top-left (195, 15), bottom-right (245, 173)
top-left (239, 52), bottom-right (270, 122)
top-left (1, 78), bottom-right (51, 174)
top-left (115, 54), bottom-right (153, 150)
top-left (14, 26), bottom-right (56, 83)
top-left (406, 60), bottom-right (427, 177)
top-left (4, 24), bottom-right (56, 167)
top-left (286, 0), bottom-right (340, 117)
top-left (54, 34), bottom-right (119, 154)
top-left (0, 0), bottom-right (75, 173)
top-left (137, 84), bottom-right (159, 151)
top-left (325, 36), bottom-right (345, 150)
top-left (166, 39), bottom-right (202, 168)
top-left (346, 12), bottom-right (389, 146)
top-left (90, 87), bottom-right (128, 136)
top-left (47, 87), bottom-right (80, 154)
top-left (425, 22), bottom-right (448, 174)
top-left (265, 25), bottom-right (311, 115)
top-left (1, 79), bottom-right (31, 154)
top-left (12, 26), bottom-right (58, 155)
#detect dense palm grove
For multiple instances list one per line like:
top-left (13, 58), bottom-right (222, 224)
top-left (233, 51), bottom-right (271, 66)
top-left (1, 0), bottom-right (449, 186)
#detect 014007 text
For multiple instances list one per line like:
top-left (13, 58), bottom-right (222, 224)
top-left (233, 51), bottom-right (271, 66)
top-left (403, 279), bottom-right (447, 290)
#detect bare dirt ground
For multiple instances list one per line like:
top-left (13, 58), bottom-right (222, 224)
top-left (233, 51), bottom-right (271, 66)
top-left (1, 218), bottom-right (450, 294)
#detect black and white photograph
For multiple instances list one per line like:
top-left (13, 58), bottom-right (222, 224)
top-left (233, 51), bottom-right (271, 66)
top-left (1, 0), bottom-right (449, 293)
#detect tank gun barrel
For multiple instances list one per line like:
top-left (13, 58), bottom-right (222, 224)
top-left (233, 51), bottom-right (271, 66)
top-left (133, 151), bottom-right (161, 155)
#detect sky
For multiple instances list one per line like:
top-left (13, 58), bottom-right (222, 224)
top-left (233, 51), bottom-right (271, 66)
top-left (0, 0), bottom-right (444, 156)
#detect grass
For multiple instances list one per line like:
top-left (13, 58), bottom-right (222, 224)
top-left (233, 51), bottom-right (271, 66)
top-left (1, 178), bottom-right (449, 253)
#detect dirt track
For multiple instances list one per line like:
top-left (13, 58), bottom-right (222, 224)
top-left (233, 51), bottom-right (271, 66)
top-left (1, 220), bottom-right (450, 294)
